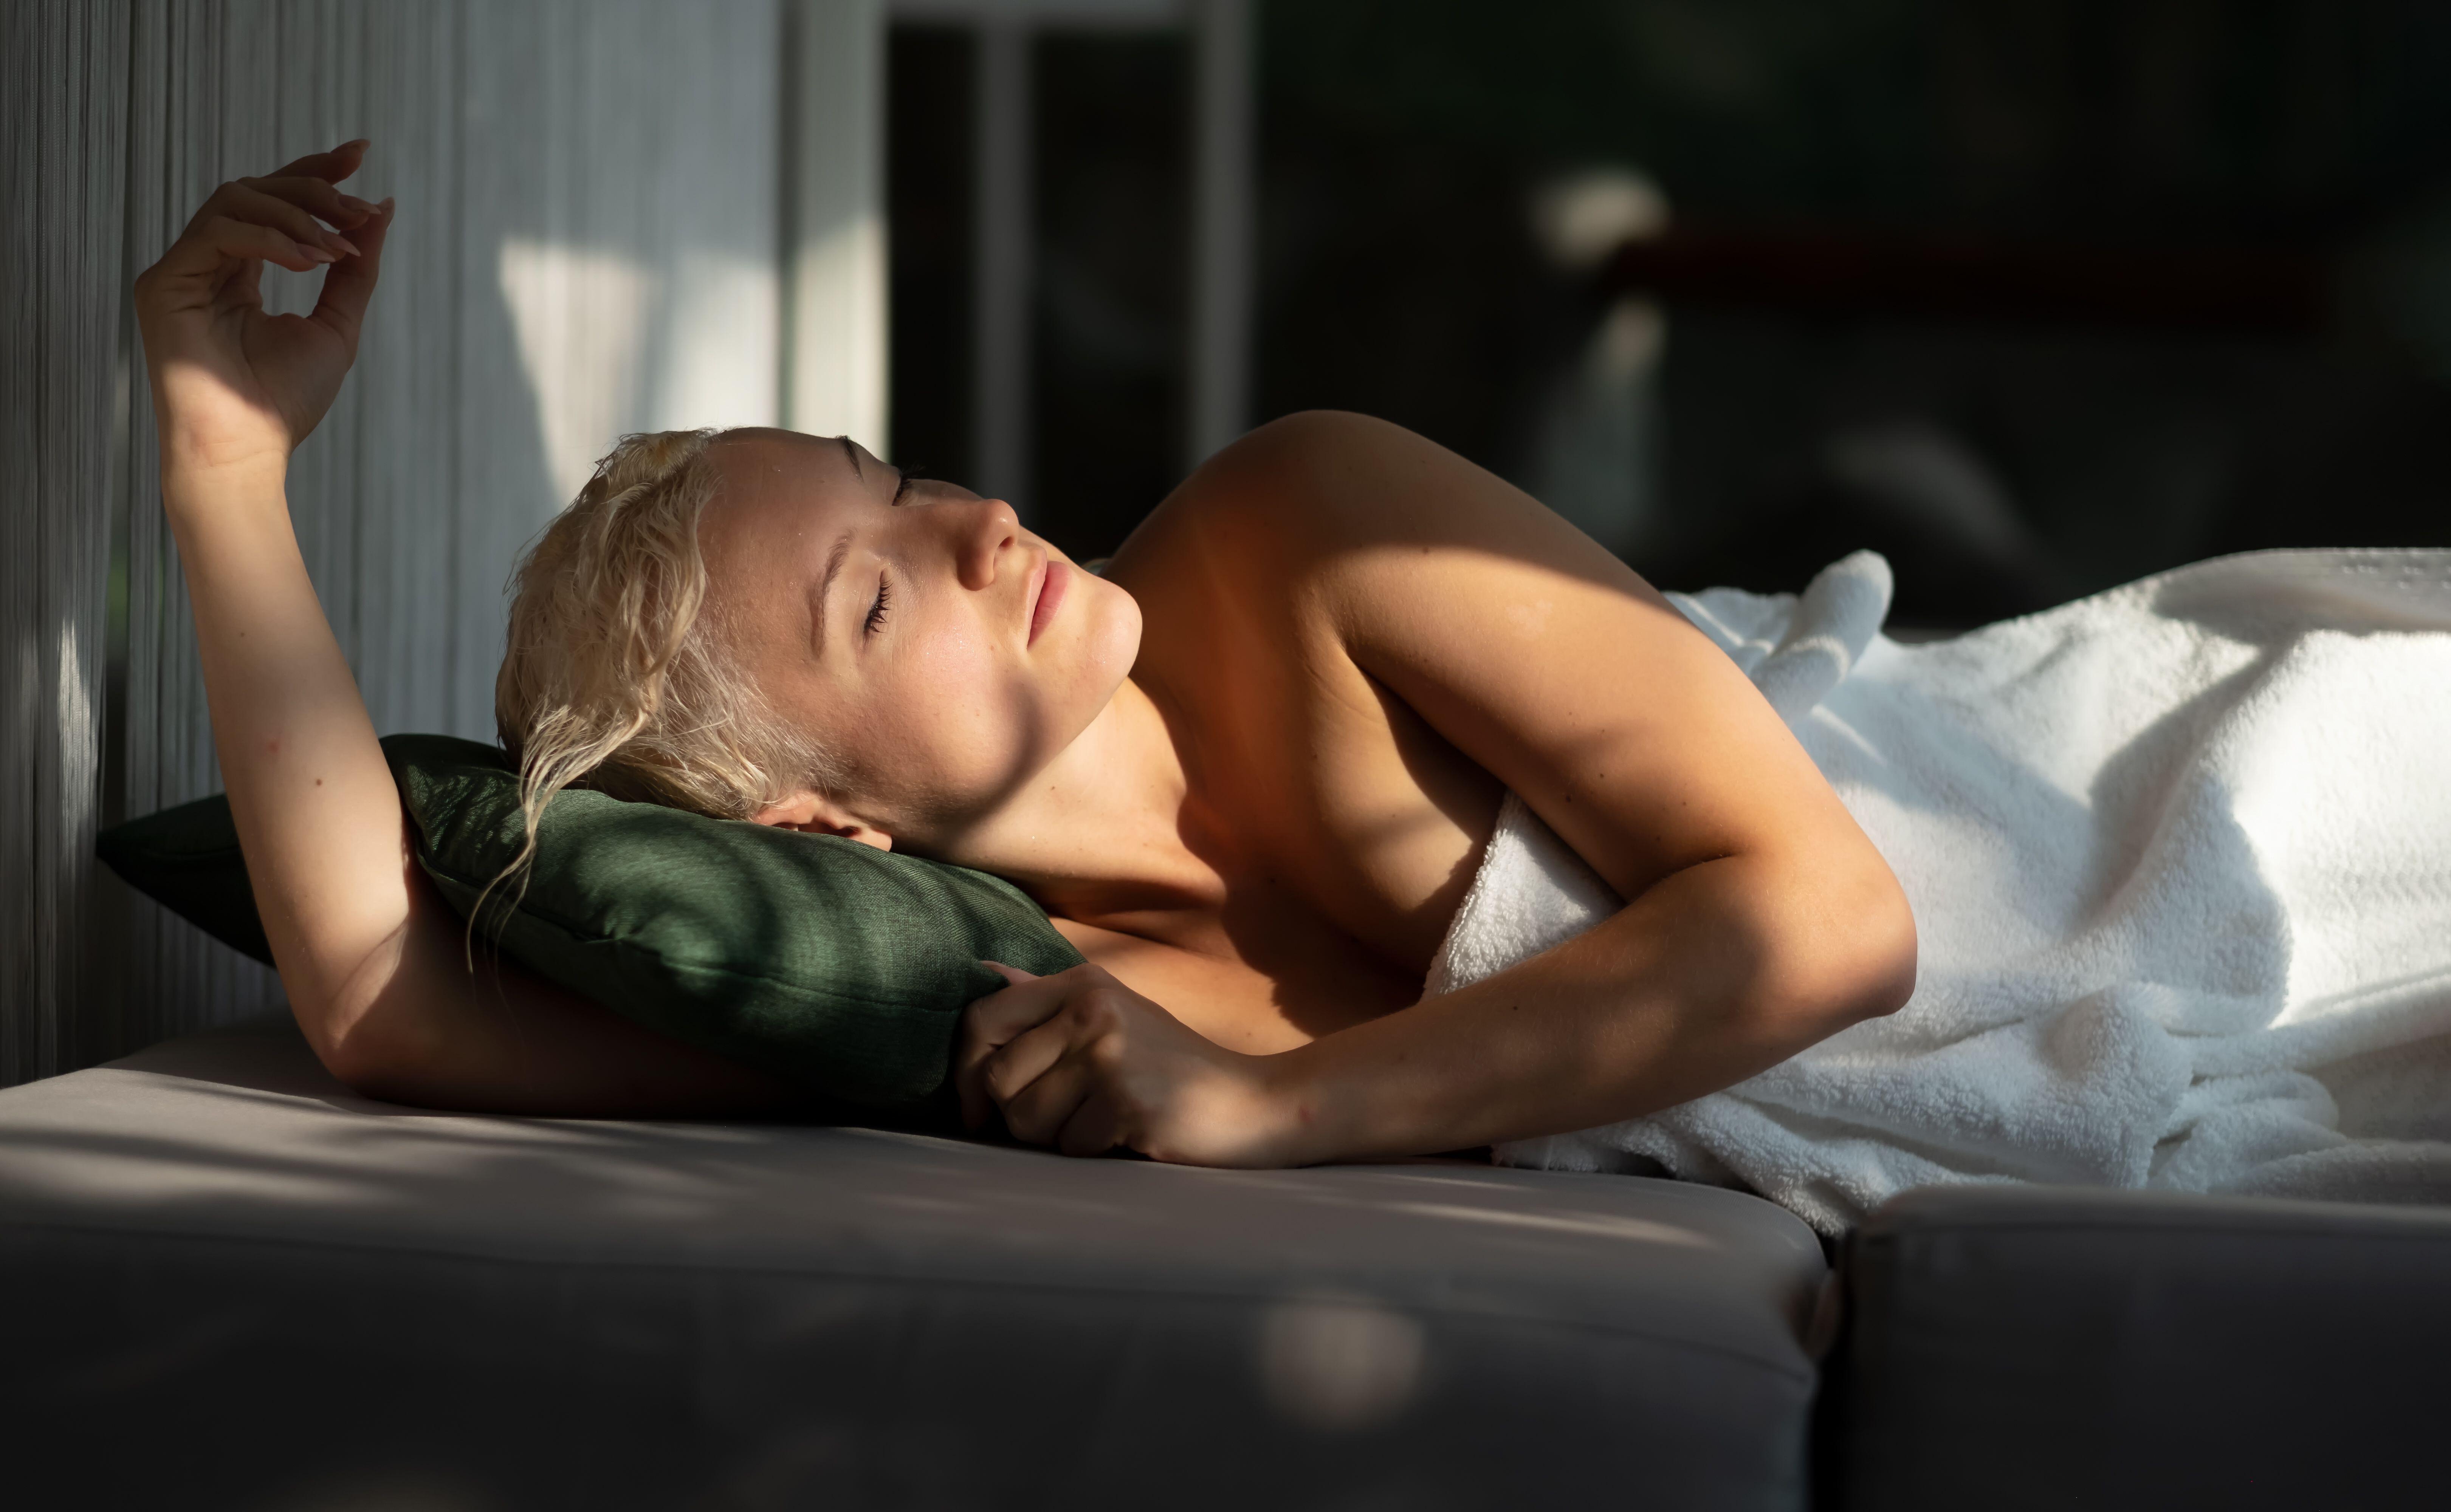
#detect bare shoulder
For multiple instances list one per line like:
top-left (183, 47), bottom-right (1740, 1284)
top-left (1113, 409), bottom-right (1638, 602)
top-left (1112, 411), bottom-right (1875, 906)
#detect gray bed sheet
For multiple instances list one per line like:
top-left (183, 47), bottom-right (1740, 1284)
top-left (0, 1021), bottom-right (1831, 1511)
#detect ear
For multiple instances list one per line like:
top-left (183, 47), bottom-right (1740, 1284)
top-left (749, 789), bottom-right (894, 852)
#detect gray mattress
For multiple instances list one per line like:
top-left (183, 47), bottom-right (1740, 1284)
top-left (0, 1021), bottom-right (1833, 1510)
top-left (1828, 1183), bottom-right (2451, 1512)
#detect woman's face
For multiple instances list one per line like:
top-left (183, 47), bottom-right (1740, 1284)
top-left (697, 429), bottom-right (1141, 847)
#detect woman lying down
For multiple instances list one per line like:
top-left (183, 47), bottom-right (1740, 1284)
top-left (140, 143), bottom-right (2451, 1233)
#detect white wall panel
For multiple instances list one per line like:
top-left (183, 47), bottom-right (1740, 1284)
top-left (4, 0), bottom-right (811, 1084)
top-left (786, 0), bottom-right (887, 452)
top-left (455, 0), bottom-right (784, 736)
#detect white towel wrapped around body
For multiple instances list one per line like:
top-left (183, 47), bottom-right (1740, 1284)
top-left (1425, 548), bottom-right (2451, 1235)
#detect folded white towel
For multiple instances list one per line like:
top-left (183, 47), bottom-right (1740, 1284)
top-left (1425, 548), bottom-right (2451, 1234)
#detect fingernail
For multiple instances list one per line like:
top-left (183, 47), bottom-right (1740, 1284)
top-left (296, 241), bottom-right (337, 265)
top-left (339, 194), bottom-right (376, 214)
top-left (378, 197), bottom-right (396, 214)
top-left (325, 233), bottom-right (362, 257)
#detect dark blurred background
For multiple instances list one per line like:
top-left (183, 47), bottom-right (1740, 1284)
top-left (890, 0), bottom-right (2451, 630)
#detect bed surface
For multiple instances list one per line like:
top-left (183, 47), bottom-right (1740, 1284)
top-left (1829, 1182), bottom-right (2451, 1512)
top-left (0, 1020), bottom-right (1830, 1511)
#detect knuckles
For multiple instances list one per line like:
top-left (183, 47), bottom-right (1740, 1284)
top-left (965, 964), bottom-right (1176, 1151)
top-left (1068, 987), bottom-right (1129, 1035)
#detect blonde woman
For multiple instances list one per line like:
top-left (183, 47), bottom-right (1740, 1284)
top-left (136, 142), bottom-right (1914, 1165)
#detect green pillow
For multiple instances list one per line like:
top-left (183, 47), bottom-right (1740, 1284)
top-left (96, 734), bottom-right (1085, 1117)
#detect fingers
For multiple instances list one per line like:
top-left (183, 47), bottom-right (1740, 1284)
top-left (156, 182), bottom-right (345, 290)
top-left (954, 965), bottom-right (1069, 1131)
top-left (135, 147), bottom-right (385, 339)
top-left (270, 138), bottom-right (369, 185)
top-left (242, 174), bottom-right (380, 236)
top-left (1055, 1096), bottom-right (1123, 1159)
top-left (206, 181), bottom-right (360, 261)
top-left (981, 960), bottom-right (1035, 987)
top-left (998, 1053), bottom-right (1099, 1148)
top-left (978, 973), bottom-right (1132, 1148)
top-left (984, 1012), bottom-right (1080, 1114)
top-left (155, 214), bottom-right (337, 282)
top-left (311, 198), bottom-right (393, 351)
top-left (955, 963), bottom-right (1133, 1139)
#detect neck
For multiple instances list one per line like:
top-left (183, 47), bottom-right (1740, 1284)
top-left (928, 675), bottom-right (1223, 932)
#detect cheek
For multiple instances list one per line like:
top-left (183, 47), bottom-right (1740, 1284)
top-left (854, 584), bottom-right (1137, 813)
top-left (880, 623), bottom-right (1049, 792)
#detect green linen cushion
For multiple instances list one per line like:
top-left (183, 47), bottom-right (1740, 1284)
top-left (95, 733), bottom-right (1085, 1115)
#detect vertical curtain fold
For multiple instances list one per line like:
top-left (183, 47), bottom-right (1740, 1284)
top-left (2, 0), bottom-right (128, 1083)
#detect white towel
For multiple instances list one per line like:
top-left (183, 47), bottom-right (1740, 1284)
top-left (1424, 548), bottom-right (2451, 1234)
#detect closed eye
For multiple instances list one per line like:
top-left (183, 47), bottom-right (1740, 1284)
top-left (869, 467), bottom-right (919, 634)
top-left (864, 574), bottom-right (891, 636)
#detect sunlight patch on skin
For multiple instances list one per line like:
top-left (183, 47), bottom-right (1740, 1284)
top-left (1504, 597), bottom-right (1554, 639)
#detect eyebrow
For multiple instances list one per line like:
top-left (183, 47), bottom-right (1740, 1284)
top-left (810, 528), bottom-right (854, 657)
top-left (838, 435), bottom-right (863, 479)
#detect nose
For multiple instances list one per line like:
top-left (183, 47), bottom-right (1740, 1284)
top-left (950, 497), bottom-right (1024, 590)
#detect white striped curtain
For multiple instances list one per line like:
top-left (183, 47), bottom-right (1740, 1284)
top-left (0, 0), bottom-right (871, 1085)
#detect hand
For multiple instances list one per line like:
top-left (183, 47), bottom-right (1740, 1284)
top-left (957, 962), bottom-right (1306, 1167)
top-left (133, 139), bottom-right (392, 477)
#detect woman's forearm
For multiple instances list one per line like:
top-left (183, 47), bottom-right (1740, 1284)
top-left (1274, 849), bottom-right (1916, 1163)
top-left (167, 459), bottom-right (417, 1058)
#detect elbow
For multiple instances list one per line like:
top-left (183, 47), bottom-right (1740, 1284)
top-left (1748, 852), bottom-right (1917, 1041)
top-left (321, 1038), bottom-right (409, 1103)
top-left (305, 984), bottom-right (438, 1106)
top-left (1819, 861), bottom-right (1918, 1027)
top-left (293, 919), bottom-right (454, 1105)
top-left (312, 1014), bottom-right (409, 1101)
top-left (1847, 877), bottom-right (1920, 1022)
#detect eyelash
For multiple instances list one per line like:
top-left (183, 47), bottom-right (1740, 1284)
top-left (866, 468), bottom-right (920, 635)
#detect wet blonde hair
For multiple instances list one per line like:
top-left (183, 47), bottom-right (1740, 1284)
top-left (491, 428), bottom-right (839, 891)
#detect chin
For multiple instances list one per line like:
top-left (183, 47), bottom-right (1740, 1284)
top-left (1077, 573), bottom-right (1144, 694)
top-left (1029, 576), bottom-right (1140, 759)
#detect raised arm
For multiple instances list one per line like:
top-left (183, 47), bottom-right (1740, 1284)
top-left (136, 143), bottom-right (788, 1115)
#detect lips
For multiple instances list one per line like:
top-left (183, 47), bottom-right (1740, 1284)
top-left (1027, 558), bottom-right (1069, 647)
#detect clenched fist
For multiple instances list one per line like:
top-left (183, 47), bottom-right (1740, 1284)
top-left (957, 962), bottom-right (1313, 1167)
